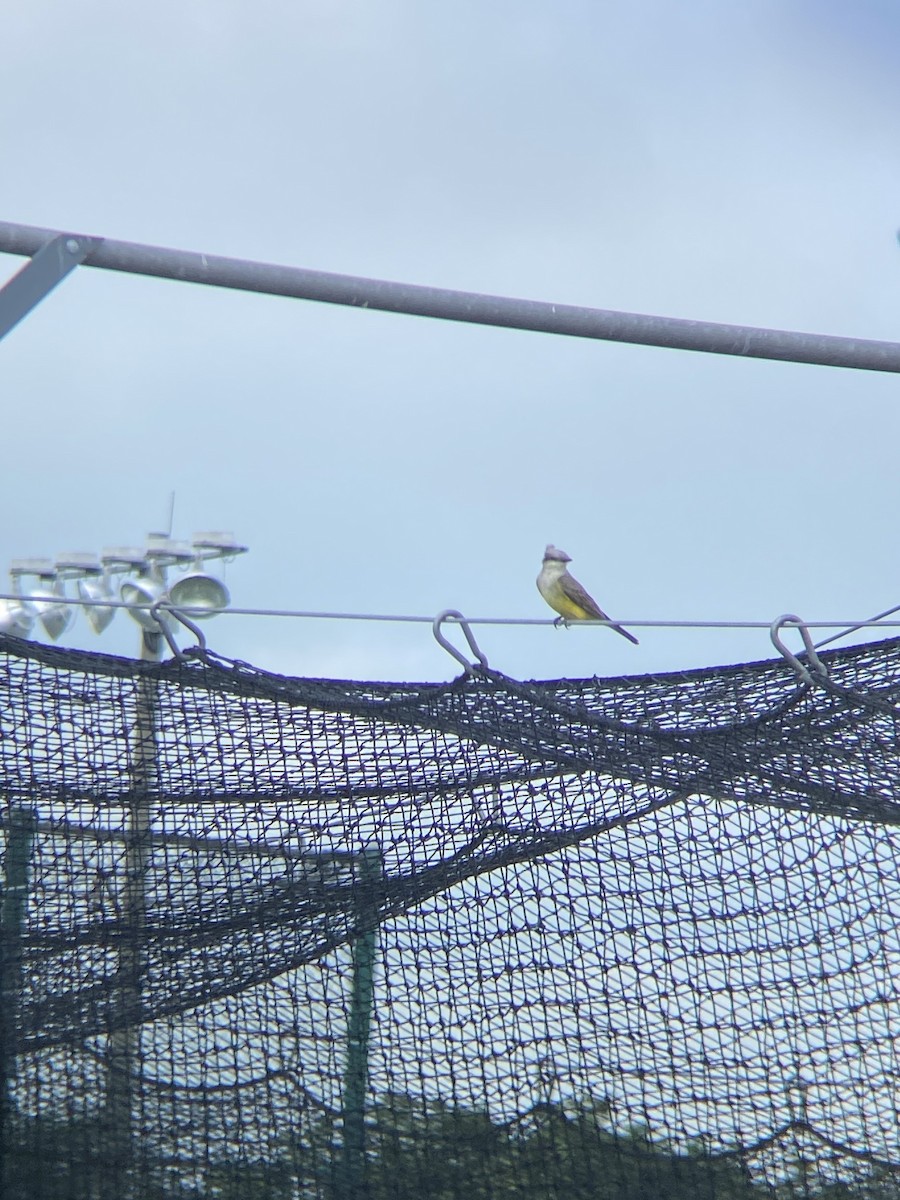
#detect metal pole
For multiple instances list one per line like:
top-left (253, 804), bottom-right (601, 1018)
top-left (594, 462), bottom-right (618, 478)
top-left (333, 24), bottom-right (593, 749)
top-left (103, 628), bottom-right (160, 1197)
top-left (0, 806), bottom-right (36, 1165)
top-left (0, 219), bottom-right (899, 372)
top-left (339, 849), bottom-right (381, 1200)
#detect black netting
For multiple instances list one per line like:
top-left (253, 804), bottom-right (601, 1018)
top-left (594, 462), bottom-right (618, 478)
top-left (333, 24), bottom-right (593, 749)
top-left (1, 631), bottom-right (899, 1199)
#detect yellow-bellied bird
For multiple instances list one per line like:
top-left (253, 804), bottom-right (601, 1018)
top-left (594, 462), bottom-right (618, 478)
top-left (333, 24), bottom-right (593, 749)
top-left (537, 545), bottom-right (638, 644)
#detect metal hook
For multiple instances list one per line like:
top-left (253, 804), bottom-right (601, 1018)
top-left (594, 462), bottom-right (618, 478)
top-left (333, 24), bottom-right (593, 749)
top-left (770, 613), bottom-right (829, 684)
top-left (432, 609), bottom-right (490, 675)
top-left (150, 601), bottom-right (208, 661)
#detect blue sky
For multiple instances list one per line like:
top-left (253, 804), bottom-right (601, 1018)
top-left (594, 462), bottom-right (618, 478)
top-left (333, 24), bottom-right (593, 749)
top-left (2, 0), bottom-right (899, 681)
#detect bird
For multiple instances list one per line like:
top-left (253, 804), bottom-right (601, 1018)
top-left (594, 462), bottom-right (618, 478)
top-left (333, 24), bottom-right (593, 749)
top-left (536, 545), bottom-right (638, 644)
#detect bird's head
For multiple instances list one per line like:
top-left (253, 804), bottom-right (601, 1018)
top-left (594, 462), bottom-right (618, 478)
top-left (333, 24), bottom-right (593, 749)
top-left (543, 545), bottom-right (572, 563)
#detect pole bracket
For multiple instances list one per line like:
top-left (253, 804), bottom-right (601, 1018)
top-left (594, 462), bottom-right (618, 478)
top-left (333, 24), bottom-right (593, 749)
top-left (0, 233), bottom-right (100, 342)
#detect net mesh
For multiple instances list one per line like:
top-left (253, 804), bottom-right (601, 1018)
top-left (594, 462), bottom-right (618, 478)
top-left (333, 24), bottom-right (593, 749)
top-left (1, 630), bottom-right (900, 1199)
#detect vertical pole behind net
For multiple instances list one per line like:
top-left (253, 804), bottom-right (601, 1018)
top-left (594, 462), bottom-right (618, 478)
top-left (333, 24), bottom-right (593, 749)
top-left (339, 848), bottom-right (381, 1200)
top-left (0, 806), bottom-right (37, 1192)
top-left (103, 629), bottom-right (161, 1197)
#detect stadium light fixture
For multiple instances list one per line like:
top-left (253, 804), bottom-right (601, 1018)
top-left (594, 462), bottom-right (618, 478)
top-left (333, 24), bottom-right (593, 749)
top-left (11, 558), bottom-right (73, 641)
top-left (5, 531), bottom-right (246, 645)
top-left (118, 536), bottom-right (190, 630)
top-left (55, 553), bottom-right (118, 635)
top-left (0, 567), bottom-right (36, 638)
top-left (167, 533), bottom-right (245, 619)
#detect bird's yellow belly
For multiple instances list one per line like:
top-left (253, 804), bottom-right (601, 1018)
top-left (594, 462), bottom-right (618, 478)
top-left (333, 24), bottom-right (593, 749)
top-left (540, 579), bottom-right (590, 620)
top-left (553, 595), bottom-right (591, 620)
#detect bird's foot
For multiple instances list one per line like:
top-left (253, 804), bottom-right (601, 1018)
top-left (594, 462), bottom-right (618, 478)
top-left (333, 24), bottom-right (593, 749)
top-left (553, 617), bottom-right (569, 629)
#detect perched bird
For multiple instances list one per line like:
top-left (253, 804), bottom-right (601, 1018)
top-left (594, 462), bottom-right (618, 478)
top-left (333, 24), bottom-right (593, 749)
top-left (537, 544), bottom-right (638, 645)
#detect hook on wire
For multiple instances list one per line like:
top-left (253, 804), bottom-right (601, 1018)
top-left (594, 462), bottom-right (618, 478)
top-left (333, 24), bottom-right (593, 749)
top-left (150, 601), bottom-right (208, 661)
top-left (770, 614), bottom-right (829, 684)
top-left (432, 609), bottom-right (490, 675)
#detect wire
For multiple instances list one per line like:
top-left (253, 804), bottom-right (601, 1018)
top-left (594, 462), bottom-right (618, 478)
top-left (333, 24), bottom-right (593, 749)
top-left (3, 590), bottom-right (900, 634)
top-left (812, 602), bottom-right (900, 650)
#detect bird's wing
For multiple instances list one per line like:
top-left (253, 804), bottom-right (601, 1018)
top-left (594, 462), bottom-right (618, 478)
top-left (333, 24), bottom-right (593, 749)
top-left (559, 570), bottom-right (639, 644)
top-left (558, 572), bottom-right (608, 620)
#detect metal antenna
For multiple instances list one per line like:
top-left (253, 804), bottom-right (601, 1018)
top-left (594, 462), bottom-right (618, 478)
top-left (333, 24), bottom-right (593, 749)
top-left (166, 492), bottom-right (176, 538)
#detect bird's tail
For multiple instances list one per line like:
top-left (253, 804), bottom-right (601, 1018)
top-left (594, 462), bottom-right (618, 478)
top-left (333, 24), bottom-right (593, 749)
top-left (611, 623), bottom-right (639, 646)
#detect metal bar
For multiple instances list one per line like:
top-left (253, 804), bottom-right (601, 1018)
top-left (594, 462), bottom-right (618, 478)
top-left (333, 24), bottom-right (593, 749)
top-left (338, 849), bottom-right (381, 1200)
top-left (0, 806), bottom-right (37, 1159)
top-left (103, 629), bottom-right (160, 1200)
top-left (0, 232), bottom-right (98, 341)
top-left (0, 219), bottom-right (899, 372)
